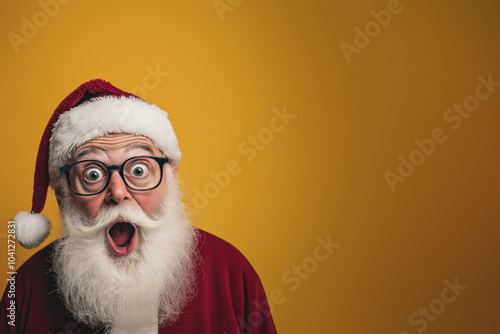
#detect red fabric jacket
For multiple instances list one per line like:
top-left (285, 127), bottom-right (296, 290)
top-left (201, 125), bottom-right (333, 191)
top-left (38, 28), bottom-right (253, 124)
top-left (1, 229), bottom-right (277, 333)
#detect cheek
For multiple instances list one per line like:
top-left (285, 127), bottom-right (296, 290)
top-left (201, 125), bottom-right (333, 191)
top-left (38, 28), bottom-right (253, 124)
top-left (69, 193), bottom-right (104, 219)
top-left (133, 183), bottom-right (167, 215)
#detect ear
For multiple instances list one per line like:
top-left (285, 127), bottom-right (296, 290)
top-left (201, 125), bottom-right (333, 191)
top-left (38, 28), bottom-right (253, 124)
top-left (171, 164), bottom-right (178, 175)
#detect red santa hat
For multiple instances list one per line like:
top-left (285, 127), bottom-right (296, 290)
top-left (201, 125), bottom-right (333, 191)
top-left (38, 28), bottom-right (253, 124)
top-left (15, 79), bottom-right (181, 249)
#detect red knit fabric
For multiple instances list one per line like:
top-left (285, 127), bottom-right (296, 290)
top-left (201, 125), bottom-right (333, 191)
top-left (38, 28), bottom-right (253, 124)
top-left (31, 80), bottom-right (137, 214)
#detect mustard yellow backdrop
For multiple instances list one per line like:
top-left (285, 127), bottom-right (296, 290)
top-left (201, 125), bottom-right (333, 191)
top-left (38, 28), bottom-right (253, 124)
top-left (1, 0), bottom-right (500, 333)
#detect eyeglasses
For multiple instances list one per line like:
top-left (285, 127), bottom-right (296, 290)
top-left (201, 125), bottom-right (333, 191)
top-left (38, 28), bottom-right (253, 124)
top-left (60, 156), bottom-right (169, 196)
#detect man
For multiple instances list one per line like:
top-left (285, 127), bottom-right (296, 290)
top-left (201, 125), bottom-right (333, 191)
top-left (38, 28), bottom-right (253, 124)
top-left (1, 80), bottom-right (277, 333)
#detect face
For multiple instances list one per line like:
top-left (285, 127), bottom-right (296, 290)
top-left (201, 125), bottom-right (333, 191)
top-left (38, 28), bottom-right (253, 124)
top-left (54, 133), bottom-right (197, 330)
top-left (68, 133), bottom-right (176, 220)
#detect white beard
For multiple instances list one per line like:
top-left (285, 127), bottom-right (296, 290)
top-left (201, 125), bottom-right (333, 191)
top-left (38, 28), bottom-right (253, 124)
top-left (52, 170), bottom-right (198, 333)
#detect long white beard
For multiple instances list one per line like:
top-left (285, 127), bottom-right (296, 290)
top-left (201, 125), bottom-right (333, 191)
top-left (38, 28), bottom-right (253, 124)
top-left (52, 171), bottom-right (198, 333)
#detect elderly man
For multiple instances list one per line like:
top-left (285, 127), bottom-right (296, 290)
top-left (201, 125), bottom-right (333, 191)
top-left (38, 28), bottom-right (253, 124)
top-left (1, 80), bottom-right (276, 333)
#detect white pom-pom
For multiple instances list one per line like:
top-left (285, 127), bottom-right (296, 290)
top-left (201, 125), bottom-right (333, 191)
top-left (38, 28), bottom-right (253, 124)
top-left (14, 211), bottom-right (51, 249)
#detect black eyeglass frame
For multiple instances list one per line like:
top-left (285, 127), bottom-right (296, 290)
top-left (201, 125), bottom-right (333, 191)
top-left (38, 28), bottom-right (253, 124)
top-left (59, 156), bottom-right (169, 196)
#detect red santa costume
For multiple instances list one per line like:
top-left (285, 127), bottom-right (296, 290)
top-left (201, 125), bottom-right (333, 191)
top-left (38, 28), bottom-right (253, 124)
top-left (0, 80), bottom-right (277, 333)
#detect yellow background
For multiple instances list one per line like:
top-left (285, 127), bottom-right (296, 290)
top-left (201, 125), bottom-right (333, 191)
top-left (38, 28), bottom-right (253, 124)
top-left (1, 0), bottom-right (500, 333)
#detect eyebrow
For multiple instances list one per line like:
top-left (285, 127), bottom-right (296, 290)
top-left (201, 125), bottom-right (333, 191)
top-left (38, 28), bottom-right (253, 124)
top-left (73, 143), bottom-right (157, 162)
top-left (73, 147), bottom-right (107, 162)
top-left (126, 143), bottom-right (156, 155)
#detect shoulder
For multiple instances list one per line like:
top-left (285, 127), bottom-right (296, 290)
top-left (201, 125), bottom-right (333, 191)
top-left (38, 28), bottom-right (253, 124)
top-left (196, 229), bottom-right (250, 263)
top-left (196, 229), bottom-right (244, 256)
top-left (13, 241), bottom-right (58, 299)
top-left (195, 229), bottom-right (259, 278)
top-left (17, 242), bottom-right (56, 278)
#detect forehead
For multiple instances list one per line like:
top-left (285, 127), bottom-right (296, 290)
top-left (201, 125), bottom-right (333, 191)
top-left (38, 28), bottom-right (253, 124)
top-left (73, 134), bottom-right (162, 160)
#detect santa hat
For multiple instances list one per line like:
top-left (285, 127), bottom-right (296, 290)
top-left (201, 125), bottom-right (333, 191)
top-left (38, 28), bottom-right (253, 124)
top-left (15, 79), bottom-right (181, 249)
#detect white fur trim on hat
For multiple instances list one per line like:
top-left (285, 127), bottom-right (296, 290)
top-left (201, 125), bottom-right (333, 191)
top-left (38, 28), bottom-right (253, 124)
top-left (48, 95), bottom-right (181, 183)
top-left (14, 211), bottom-right (51, 249)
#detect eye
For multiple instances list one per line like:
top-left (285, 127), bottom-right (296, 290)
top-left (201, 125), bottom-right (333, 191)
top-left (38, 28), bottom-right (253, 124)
top-left (130, 163), bottom-right (149, 178)
top-left (84, 168), bottom-right (104, 182)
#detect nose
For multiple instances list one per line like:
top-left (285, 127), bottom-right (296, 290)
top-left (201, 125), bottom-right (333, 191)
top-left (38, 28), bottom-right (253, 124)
top-left (105, 171), bottom-right (131, 204)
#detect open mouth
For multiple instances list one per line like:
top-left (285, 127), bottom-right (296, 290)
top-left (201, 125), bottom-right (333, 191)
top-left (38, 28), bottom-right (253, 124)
top-left (106, 221), bottom-right (138, 256)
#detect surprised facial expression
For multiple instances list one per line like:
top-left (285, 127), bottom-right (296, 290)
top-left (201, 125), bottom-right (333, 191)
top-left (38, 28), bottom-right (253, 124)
top-left (66, 133), bottom-right (176, 255)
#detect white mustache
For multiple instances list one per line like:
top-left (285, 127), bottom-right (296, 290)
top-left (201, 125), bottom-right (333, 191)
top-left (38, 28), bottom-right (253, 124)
top-left (64, 204), bottom-right (164, 239)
